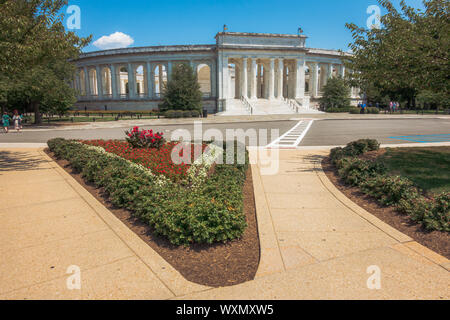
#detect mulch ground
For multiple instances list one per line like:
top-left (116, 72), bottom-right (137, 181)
top-left (322, 157), bottom-right (450, 259)
top-left (46, 150), bottom-right (260, 288)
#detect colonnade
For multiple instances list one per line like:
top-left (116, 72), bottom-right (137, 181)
top-left (74, 60), bottom-right (216, 101)
top-left (220, 57), bottom-right (346, 102)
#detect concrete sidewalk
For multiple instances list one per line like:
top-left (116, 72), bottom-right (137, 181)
top-left (0, 148), bottom-right (209, 299)
top-left (0, 148), bottom-right (448, 300)
top-left (180, 149), bottom-right (450, 300)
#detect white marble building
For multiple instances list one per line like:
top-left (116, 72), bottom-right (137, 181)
top-left (73, 31), bottom-right (360, 114)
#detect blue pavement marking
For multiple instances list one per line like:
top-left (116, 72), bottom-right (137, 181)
top-left (388, 134), bottom-right (450, 143)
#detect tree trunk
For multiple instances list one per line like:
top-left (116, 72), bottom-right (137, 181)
top-left (33, 102), bottom-right (42, 124)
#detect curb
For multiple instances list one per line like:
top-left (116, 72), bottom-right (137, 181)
top-left (249, 160), bottom-right (286, 278)
top-left (314, 157), bottom-right (450, 271)
top-left (38, 149), bottom-right (211, 297)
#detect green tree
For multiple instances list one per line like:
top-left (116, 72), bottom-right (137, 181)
top-left (344, 0), bottom-right (449, 109)
top-left (160, 63), bottom-right (202, 112)
top-left (0, 0), bottom-right (90, 123)
top-left (319, 77), bottom-right (351, 109)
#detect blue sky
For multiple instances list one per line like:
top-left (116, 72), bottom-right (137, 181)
top-left (65, 0), bottom-right (425, 52)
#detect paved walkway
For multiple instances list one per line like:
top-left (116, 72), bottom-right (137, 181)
top-left (0, 148), bottom-right (448, 300)
top-left (0, 148), bottom-right (209, 299)
top-left (180, 149), bottom-right (449, 299)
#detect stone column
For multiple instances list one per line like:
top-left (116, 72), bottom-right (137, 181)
top-left (222, 56), bottom-right (229, 99)
top-left (105, 68), bottom-right (111, 96)
top-left (328, 64), bottom-right (334, 79)
top-left (295, 58), bottom-right (306, 99)
top-left (311, 63), bottom-right (319, 98)
top-left (96, 66), bottom-right (103, 99)
top-left (111, 65), bottom-right (118, 99)
top-left (268, 59), bottom-right (275, 100)
top-left (241, 58), bottom-right (248, 98)
top-left (217, 53), bottom-right (228, 112)
top-left (257, 64), bottom-right (262, 98)
top-left (167, 61), bottom-right (173, 81)
top-left (83, 67), bottom-right (90, 97)
top-left (146, 62), bottom-right (153, 99)
top-left (158, 64), bottom-right (163, 95)
top-left (127, 63), bottom-right (135, 99)
top-left (250, 58), bottom-right (257, 100)
top-left (211, 61), bottom-right (217, 98)
top-left (277, 59), bottom-right (284, 99)
top-left (340, 64), bottom-right (346, 78)
top-left (76, 70), bottom-right (82, 97)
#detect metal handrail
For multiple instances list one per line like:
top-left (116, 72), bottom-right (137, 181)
top-left (285, 98), bottom-right (299, 113)
top-left (241, 96), bottom-right (254, 115)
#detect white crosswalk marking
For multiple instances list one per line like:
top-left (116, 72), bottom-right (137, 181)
top-left (267, 120), bottom-right (314, 148)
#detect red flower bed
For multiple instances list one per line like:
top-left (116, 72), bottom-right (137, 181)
top-left (81, 140), bottom-right (207, 183)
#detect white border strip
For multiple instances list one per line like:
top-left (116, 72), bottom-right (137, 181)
top-left (267, 120), bottom-right (314, 148)
top-left (0, 143), bottom-right (48, 148)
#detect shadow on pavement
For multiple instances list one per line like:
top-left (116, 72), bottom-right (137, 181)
top-left (0, 151), bottom-right (49, 172)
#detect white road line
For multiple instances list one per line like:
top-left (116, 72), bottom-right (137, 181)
top-left (267, 119), bottom-right (314, 148)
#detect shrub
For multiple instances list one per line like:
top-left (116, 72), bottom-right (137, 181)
top-left (328, 139), bottom-right (449, 233)
top-left (336, 157), bottom-right (386, 186)
top-left (331, 139), bottom-right (380, 164)
top-left (330, 147), bottom-right (345, 164)
top-left (425, 193), bottom-right (450, 232)
top-left (183, 110), bottom-right (192, 118)
top-left (366, 107), bottom-right (380, 114)
top-left (47, 138), bottom-right (248, 245)
top-left (361, 175), bottom-right (419, 206)
top-left (343, 139), bottom-right (380, 157)
top-left (350, 108), bottom-right (361, 114)
top-left (326, 107), bottom-right (354, 113)
top-left (190, 110), bottom-right (200, 118)
top-left (164, 110), bottom-right (176, 118)
top-left (397, 192), bottom-right (449, 232)
top-left (125, 126), bottom-right (165, 149)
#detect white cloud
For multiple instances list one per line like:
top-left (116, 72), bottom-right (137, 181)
top-left (93, 32), bottom-right (134, 50)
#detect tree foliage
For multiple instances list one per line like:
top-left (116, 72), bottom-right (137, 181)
top-left (319, 77), bottom-right (351, 109)
top-left (160, 63), bottom-right (203, 112)
top-left (0, 0), bottom-right (91, 122)
top-left (345, 0), bottom-right (449, 108)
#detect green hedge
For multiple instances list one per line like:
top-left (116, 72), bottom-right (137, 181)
top-left (366, 107), bottom-right (380, 114)
top-left (329, 139), bottom-right (449, 232)
top-left (48, 138), bottom-right (248, 245)
top-left (164, 109), bottom-right (201, 119)
top-left (326, 107), bottom-right (360, 113)
top-left (330, 139), bottom-right (380, 164)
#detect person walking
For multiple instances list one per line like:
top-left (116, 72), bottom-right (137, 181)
top-left (389, 101), bottom-right (394, 113)
top-left (12, 110), bottom-right (22, 133)
top-left (2, 112), bottom-right (11, 133)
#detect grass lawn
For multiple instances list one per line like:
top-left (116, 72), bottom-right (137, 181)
top-left (379, 147), bottom-right (450, 195)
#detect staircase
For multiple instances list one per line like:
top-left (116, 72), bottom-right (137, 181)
top-left (252, 100), bottom-right (296, 115)
top-left (216, 99), bottom-right (250, 116)
top-left (218, 99), bottom-right (323, 116)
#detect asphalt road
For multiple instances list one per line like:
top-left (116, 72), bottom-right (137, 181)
top-left (0, 118), bottom-right (449, 147)
top-left (301, 118), bottom-right (450, 146)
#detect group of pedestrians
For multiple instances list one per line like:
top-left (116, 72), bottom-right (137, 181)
top-left (357, 102), bottom-right (368, 114)
top-left (389, 101), bottom-right (401, 113)
top-left (2, 110), bottom-right (23, 133)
